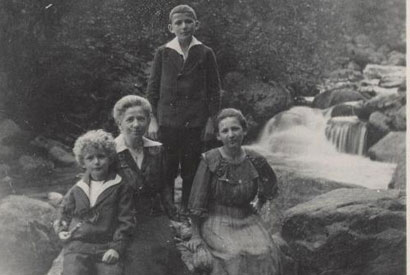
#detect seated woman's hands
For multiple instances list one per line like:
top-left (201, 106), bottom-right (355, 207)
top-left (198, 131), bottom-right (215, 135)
top-left (102, 249), bottom-right (119, 264)
top-left (186, 235), bottom-right (203, 252)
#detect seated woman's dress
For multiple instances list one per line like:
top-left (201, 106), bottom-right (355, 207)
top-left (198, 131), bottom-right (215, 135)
top-left (115, 135), bottom-right (190, 275)
top-left (189, 148), bottom-right (283, 275)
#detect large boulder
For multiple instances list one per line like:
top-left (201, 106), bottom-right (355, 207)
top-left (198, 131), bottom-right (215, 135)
top-left (312, 89), bottom-right (366, 109)
top-left (363, 64), bottom-right (406, 81)
top-left (282, 188), bottom-right (406, 275)
top-left (260, 167), bottom-right (360, 234)
top-left (224, 72), bottom-right (293, 136)
top-left (0, 196), bottom-right (60, 275)
top-left (367, 111), bottom-right (391, 135)
top-left (368, 132), bottom-right (406, 163)
top-left (390, 105), bottom-right (406, 131)
top-left (30, 136), bottom-right (76, 166)
top-left (388, 152), bottom-right (406, 191)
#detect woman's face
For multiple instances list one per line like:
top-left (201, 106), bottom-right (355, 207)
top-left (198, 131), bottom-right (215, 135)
top-left (217, 116), bottom-right (246, 150)
top-left (119, 106), bottom-right (150, 140)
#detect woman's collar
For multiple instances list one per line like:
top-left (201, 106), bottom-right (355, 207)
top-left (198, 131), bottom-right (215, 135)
top-left (115, 134), bottom-right (162, 153)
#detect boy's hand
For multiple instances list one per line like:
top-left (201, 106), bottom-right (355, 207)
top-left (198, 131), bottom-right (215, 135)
top-left (58, 231), bottom-right (71, 242)
top-left (148, 117), bottom-right (159, 140)
top-left (102, 249), bottom-right (119, 264)
top-left (202, 117), bottom-right (214, 141)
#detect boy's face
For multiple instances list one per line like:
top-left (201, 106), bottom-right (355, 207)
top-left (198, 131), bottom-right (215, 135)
top-left (82, 148), bottom-right (110, 181)
top-left (168, 13), bottom-right (199, 42)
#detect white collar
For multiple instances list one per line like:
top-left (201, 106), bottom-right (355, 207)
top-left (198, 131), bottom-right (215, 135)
top-left (76, 174), bottom-right (122, 201)
top-left (166, 36), bottom-right (202, 59)
top-left (115, 134), bottom-right (162, 153)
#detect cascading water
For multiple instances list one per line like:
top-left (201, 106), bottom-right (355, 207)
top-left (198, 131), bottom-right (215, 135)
top-left (325, 117), bottom-right (367, 155)
top-left (249, 106), bottom-right (396, 189)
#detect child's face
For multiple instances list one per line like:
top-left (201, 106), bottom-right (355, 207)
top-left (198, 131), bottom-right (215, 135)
top-left (217, 117), bottom-right (247, 151)
top-left (168, 13), bottom-right (198, 42)
top-left (82, 148), bottom-right (110, 181)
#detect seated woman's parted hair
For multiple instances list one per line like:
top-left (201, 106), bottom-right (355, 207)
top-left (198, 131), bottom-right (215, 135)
top-left (215, 108), bottom-right (248, 132)
top-left (112, 95), bottom-right (152, 125)
top-left (169, 4), bottom-right (197, 22)
top-left (73, 129), bottom-right (117, 166)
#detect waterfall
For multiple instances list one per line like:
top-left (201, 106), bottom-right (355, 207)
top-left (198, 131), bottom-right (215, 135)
top-left (251, 106), bottom-right (396, 189)
top-left (325, 117), bottom-right (368, 155)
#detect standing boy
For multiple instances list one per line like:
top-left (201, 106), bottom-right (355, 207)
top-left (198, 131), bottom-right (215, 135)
top-left (147, 5), bottom-right (221, 213)
top-left (53, 130), bottom-right (135, 275)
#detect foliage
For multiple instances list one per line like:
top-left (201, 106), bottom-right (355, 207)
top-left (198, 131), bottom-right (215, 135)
top-left (0, 0), bottom-right (405, 143)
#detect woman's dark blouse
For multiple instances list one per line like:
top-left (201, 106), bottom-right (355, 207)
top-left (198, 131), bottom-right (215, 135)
top-left (188, 148), bottom-right (278, 218)
top-left (115, 135), bottom-right (175, 218)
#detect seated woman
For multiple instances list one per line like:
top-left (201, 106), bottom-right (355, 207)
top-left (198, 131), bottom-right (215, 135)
top-left (112, 95), bottom-right (191, 275)
top-left (187, 108), bottom-right (283, 275)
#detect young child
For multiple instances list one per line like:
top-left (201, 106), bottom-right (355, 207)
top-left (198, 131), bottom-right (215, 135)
top-left (53, 130), bottom-right (135, 275)
top-left (147, 4), bottom-right (222, 213)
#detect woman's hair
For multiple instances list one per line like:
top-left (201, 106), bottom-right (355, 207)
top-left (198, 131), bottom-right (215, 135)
top-left (112, 95), bottom-right (152, 125)
top-left (73, 129), bottom-right (117, 166)
top-left (169, 4), bottom-right (197, 22)
top-left (215, 108), bottom-right (248, 132)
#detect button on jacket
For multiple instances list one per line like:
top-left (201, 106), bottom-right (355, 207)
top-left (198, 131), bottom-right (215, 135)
top-left (147, 39), bottom-right (221, 128)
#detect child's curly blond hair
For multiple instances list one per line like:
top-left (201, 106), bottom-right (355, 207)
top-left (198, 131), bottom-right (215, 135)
top-left (73, 129), bottom-right (117, 166)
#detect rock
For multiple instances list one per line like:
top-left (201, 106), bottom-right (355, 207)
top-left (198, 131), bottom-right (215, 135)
top-left (18, 155), bottom-right (55, 177)
top-left (260, 167), bottom-right (360, 234)
top-left (328, 69), bottom-right (363, 82)
top-left (224, 72), bottom-right (293, 123)
top-left (31, 136), bottom-right (76, 166)
top-left (363, 64), bottom-right (406, 80)
top-left (271, 234), bottom-right (298, 275)
top-left (47, 192), bottom-right (64, 208)
top-left (380, 75), bottom-right (406, 89)
top-left (356, 93), bottom-right (403, 120)
top-left (388, 153), bottom-right (406, 191)
top-left (368, 111), bottom-right (391, 135)
top-left (282, 188), bottom-right (406, 275)
top-left (312, 89), bottom-right (366, 109)
top-left (390, 105), bottom-right (406, 131)
top-left (330, 103), bottom-right (361, 117)
top-left (346, 44), bottom-right (385, 67)
top-left (368, 132), bottom-right (406, 163)
top-left (385, 51), bottom-right (406, 66)
top-left (0, 119), bottom-right (23, 141)
top-left (359, 85), bottom-right (398, 98)
top-left (0, 195), bottom-right (60, 275)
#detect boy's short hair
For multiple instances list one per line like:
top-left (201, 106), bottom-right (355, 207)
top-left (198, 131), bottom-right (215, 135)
top-left (73, 129), bottom-right (117, 166)
top-left (112, 95), bottom-right (152, 125)
top-left (215, 108), bottom-right (248, 132)
top-left (169, 5), bottom-right (197, 22)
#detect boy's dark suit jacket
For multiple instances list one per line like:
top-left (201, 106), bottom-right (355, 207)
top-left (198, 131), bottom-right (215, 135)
top-left (147, 43), bottom-right (221, 128)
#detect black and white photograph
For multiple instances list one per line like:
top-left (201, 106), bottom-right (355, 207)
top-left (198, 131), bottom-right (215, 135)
top-left (0, 0), bottom-right (406, 274)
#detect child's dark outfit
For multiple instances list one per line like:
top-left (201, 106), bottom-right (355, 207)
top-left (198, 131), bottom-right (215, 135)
top-left (147, 36), bottom-right (221, 209)
top-left (55, 172), bottom-right (135, 275)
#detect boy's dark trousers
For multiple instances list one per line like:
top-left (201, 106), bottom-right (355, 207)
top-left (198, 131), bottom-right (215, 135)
top-left (159, 126), bottom-right (202, 210)
top-left (63, 241), bottom-right (122, 275)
